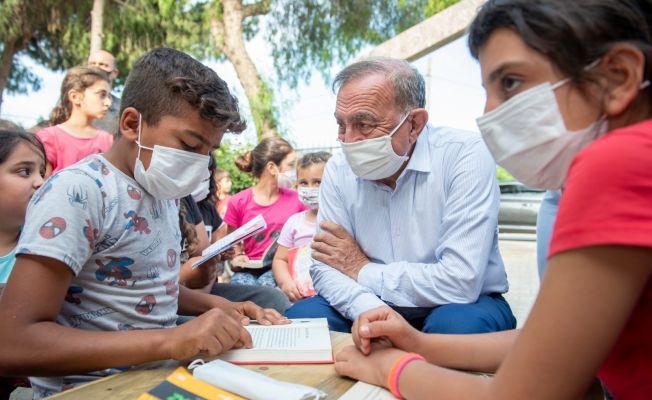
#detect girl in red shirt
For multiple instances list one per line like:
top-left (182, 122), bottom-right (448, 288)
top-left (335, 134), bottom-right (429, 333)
top-left (334, 1), bottom-right (652, 399)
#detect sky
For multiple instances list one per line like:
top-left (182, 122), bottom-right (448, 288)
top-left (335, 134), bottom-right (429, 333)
top-left (0, 31), bottom-right (485, 152)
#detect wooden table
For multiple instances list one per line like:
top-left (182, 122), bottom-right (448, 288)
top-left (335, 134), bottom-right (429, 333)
top-left (46, 331), bottom-right (356, 399)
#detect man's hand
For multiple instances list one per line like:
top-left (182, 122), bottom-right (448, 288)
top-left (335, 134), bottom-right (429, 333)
top-left (311, 221), bottom-right (370, 280)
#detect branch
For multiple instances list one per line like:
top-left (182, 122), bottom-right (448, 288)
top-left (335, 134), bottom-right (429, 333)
top-left (242, 0), bottom-right (270, 18)
top-left (210, 17), bottom-right (226, 53)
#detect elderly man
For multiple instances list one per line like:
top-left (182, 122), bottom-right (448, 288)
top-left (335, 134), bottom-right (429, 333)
top-left (285, 57), bottom-right (516, 334)
top-left (88, 49), bottom-right (121, 135)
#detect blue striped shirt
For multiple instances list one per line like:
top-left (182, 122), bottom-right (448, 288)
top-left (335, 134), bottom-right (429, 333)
top-left (312, 124), bottom-right (509, 320)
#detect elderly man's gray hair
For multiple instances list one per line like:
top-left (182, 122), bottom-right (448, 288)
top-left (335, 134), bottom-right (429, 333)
top-left (332, 57), bottom-right (426, 112)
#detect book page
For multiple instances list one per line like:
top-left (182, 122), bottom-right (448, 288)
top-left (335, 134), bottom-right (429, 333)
top-left (246, 318), bottom-right (331, 350)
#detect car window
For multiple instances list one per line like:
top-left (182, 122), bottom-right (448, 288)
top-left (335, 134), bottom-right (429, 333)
top-left (500, 184), bottom-right (518, 194)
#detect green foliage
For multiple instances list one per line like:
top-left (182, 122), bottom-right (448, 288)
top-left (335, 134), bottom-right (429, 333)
top-left (0, 0), bottom-right (85, 98)
top-left (267, 0), bottom-right (431, 88)
top-left (212, 140), bottom-right (256, 194)
top-left (496, 166), bottom-right (515, 182)
top-left (424, 0), bottom-right (461, 17)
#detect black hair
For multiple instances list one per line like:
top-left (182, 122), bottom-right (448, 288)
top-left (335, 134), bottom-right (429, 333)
top-left (120, 48), bottom-right (247, 136)
top-left (297, 151), bottom-right (331, 171)
top-left (235, 136), bottom-right (294, 178)
top-left (0, 129), bottom-right (46, 176)
top-left (468, 0), bottom-right (652, 94)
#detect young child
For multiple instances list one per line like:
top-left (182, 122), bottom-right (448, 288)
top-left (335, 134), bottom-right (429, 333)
top-left (335, 1), bottom-right (652, 399)
top-left (37, 66), bottom-right (114, 176)
top-left (224, 137), bottom-right (307, 287)
top-left (0, 48), bottom-right (286, 399)
top-left (214, 167), bottom-right (232, 219)
top-left (0, 130), bottom-right (46, 291)
top-left (272, 151), bottom-right (331, 302)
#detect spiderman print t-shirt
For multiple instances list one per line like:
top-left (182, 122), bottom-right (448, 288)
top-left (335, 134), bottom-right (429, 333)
top-left (17, 154), bottom-right (181, 398)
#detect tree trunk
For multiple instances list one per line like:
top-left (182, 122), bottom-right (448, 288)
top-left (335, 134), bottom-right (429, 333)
top-left (0, 40), bottom-right (18, 113)
top-left (90, 0), bottom-right (105, 54)
top-left (218, 0), bottom-right (278, 140)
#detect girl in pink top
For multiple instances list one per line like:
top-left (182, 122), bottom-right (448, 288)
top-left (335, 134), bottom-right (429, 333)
top-left (37, 66), bottom-right (113, 176)
top-left (224, 137), bottom-right (306, 287)
top-left (273, 151), bottom-right (331, 302)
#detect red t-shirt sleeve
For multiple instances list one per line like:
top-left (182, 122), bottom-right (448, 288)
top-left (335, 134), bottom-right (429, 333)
top-left (549, 123), bottom-right (652, 257)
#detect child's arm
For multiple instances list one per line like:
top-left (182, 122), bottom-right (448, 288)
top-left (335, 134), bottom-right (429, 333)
top-left (0, 254), bottom-right (250, 376)
top-left (337, 245), bottom-right (652, 399)
top-left (272, 246), bottom-right (301, 302)
top-left (177, 284), bottom-right (289, 326)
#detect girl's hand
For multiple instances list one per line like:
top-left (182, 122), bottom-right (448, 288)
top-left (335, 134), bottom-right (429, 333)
top-left (230, 254), bottom-right (250, 272)
top-left (353, 306), bottom-right (422, 355)
top-left (221, 247), bottom-right (236, 261)
top-left (279, 279), bottom-right (302, 302)
top-left (335, 344), bottom-right (406, 387)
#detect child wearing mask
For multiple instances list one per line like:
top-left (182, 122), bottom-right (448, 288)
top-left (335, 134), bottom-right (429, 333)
top-left (224, 137), bottom-right (307, 287)
top-left (272, 152), bottom-right (331, 302)
top-left (335, 1), bottom-right (652, 399)
top-left (0, 48), bottom-right (287, 399)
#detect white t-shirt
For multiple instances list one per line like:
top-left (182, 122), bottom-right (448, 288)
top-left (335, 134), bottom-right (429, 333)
top-left (17, 155), bottom-right (181, 398)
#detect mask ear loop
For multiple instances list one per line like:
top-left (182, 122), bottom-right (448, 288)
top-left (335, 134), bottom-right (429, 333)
top-left (136, 113), bottom-right (143, 160)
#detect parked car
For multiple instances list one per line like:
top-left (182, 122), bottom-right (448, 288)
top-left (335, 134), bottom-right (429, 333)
top-left (498, 181), bottom-right (545, 233)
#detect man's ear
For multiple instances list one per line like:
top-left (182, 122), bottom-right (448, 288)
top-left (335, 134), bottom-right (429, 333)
top-left (120, 107), bottom-right (140, 142)
top-left (600, 43), bottom-right (647, 117)
top-left (110, 68), bottom-right (119, 82)
top-left (408, 108), bottom-right (429, 143)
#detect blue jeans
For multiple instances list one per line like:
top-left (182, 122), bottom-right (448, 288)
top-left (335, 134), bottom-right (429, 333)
top-left (285, 294), bottom-right (516, 334)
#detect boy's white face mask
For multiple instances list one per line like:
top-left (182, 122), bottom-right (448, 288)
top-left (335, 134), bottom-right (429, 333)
top-left (340, 112), bottom-right (410, 180)
top-left (133, 113), bottom-right (210, 200)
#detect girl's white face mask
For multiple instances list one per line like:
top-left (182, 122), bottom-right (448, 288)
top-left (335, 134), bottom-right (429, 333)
top-left (477, 79), bottom-right (607, 190)
top-left (298, 186), bottom-right (319, 209)
top-left (340, 112), bottom-right (410, 180)
top-left (133, 114), bottom-right (210, 200)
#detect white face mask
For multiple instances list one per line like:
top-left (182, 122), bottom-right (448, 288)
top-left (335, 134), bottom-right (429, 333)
top-left (477, 79), bottom-right (609, 190)
top-left (298, 186), bottom-right (319, 209)
top-left (340, 112), bottom-right (410, 180)
top-left (133, 114), bottom-right (210, 200)
top-left (191, 169), bottom-right (211, 202)
top-left (277, 168), bottom-right (296, 189)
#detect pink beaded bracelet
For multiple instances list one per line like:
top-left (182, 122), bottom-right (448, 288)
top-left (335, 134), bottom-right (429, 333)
top-left (387, 352), bottom-right (425, 399)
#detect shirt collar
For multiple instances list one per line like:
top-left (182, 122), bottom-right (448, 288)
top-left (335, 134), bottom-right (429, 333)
top-left (404, 123), bottom-right (432, 173)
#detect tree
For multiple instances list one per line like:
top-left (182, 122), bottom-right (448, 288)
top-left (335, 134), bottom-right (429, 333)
top-left (170, 0), bottom-right (436, 140)
top-left (0, 0), bottom-right (86, 112)
top-left (90, 0), bottom-right (106, 54)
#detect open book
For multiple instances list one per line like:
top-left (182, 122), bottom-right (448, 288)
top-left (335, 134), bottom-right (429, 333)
top-left (217, 318), bottom-right (333, 364)
top-left (192, 214), bottom-right (266, 269)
